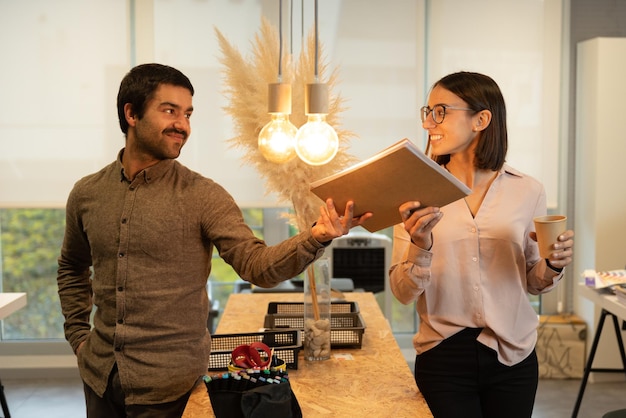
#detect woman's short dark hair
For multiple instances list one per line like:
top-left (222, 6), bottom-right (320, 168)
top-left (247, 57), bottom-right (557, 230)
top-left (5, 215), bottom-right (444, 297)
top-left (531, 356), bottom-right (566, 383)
top-left (116, 63), bottom-right (195, 135)
top-left (430, 71), bottom-right (507, 171)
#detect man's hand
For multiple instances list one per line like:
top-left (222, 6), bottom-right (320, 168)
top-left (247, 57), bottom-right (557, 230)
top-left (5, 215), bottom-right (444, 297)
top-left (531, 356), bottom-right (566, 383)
top-left (311, 199), bottom-right (373, 244)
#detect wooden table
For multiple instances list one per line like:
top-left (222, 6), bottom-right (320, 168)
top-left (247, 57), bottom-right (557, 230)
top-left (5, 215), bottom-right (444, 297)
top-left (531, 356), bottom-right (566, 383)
top-left (183, 292), bottom-right (432, 417)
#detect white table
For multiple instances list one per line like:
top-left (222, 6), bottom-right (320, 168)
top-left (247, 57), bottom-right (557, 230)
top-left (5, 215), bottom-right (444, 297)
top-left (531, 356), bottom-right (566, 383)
top-left (0, 293), bottom-right (27, 320)
top-left (0, 292), bottom-right (27, 418)
top-left (579, 284), bottom-right (626, 320)
top-left (574, 284), bottom-right (626, 417)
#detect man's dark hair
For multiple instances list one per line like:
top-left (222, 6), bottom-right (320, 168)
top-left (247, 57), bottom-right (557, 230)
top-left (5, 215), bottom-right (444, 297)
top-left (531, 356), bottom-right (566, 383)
top-left (116, 63), bottom-right (194, 134)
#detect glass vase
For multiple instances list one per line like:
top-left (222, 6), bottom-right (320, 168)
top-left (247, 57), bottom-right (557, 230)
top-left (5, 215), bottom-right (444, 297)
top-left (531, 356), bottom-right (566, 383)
top-left (303, 257), bottom-right (332, 361)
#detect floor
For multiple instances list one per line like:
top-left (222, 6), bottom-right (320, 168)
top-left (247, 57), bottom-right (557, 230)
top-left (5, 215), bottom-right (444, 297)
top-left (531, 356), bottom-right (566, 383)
top-left (1, 375), bottom-right (625, 417)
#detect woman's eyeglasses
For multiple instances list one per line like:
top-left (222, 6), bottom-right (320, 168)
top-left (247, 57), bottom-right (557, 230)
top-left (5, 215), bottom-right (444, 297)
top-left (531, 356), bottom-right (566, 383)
top-left (420, 104), bottom-right (474, 124)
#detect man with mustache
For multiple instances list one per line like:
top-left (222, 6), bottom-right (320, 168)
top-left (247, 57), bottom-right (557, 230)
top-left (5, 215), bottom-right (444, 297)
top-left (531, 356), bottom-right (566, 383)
top-left (57, 63), bottom-right (371, 417)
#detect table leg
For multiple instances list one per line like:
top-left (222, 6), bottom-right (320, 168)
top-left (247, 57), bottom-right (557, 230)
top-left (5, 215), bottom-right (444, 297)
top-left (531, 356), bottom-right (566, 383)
top-left (572, 309), bottom-right (626, 418)
top-left (610, 314), bottom-right (626, 375)
top-left (0, 378), bottom-right (10, 418)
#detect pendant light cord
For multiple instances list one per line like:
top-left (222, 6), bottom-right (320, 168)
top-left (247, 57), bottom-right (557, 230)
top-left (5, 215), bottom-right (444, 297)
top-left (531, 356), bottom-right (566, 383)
top-left (278, 0), bottom-right (283, 81)
top-left (289, 0), bottom-right (293, 57)
top-left (314, 0), bottom-right (319, 81)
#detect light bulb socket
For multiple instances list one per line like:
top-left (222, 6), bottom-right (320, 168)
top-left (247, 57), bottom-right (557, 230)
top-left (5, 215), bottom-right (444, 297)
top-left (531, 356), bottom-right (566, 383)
top-left (268, 83), bottom-right (292, 114)
top-left (304, 83), bottom-right (329, 115)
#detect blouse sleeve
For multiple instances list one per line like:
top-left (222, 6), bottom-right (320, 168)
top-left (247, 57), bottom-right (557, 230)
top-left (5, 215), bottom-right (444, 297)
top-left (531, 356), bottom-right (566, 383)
top-left (389, 223), bottom-right (433, 305)
top-left (524, 183), bottom-right (565, 294)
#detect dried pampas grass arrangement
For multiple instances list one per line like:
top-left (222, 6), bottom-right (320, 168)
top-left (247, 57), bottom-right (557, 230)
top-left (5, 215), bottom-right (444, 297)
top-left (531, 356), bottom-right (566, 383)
top-left (215, 18), bottom-right (356, 232)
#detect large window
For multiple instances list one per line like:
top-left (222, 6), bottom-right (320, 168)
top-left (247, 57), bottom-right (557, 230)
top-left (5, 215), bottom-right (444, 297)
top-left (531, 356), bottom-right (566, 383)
top-left (0, 207), bottom-right (273, 341)
top-left (0, 209), bottom-right (66, 340)
top-left (206, 208), bottom-right (267, 327)
top-left (0, 1), bottom-right (562, 346)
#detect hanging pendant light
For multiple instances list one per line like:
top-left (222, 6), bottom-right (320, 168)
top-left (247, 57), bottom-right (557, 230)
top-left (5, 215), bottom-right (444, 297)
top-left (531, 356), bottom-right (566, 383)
top-left (294, 0), bottom-right (338, 166)
top-left (294, 82), bottom-right (338, 165)
top-left (258, 83), bottom-right (297, 163)
top-left (258, 0), bottom-right (297, 164)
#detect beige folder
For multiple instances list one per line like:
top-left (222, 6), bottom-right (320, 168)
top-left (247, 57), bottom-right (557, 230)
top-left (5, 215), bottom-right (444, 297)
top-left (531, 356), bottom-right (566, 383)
top-left (310, 138), bottom-right (471, 232)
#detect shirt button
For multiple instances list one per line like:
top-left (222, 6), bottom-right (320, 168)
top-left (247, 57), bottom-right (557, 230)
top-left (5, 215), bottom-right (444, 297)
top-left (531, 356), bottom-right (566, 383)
top-left (117, 286), bottom-right (123, 292)
top-left (121, 218), bottom-right (127, 224)
top-left (117, 319), bottom-right (123, 324)
top-left (470, 227), bottom-right (476, 233)
top-left (472, 257), bottom-right (477, 262)
top-left (119, 253), bottom-right (124, 258)
top-left (115, 347), bottom-right (121, 352)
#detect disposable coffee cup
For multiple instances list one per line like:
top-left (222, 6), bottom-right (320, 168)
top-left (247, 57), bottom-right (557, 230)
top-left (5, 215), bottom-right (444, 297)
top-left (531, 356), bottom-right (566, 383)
top-left (533, 215), bottom-right (567, 258)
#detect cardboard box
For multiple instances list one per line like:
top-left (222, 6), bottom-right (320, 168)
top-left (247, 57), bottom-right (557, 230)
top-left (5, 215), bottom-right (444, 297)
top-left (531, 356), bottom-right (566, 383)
top-left (536, 314), bottom-right (587, 379)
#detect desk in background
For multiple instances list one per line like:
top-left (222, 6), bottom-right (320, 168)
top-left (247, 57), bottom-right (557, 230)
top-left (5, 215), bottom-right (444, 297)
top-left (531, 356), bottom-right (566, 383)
top-left (183, 292), bottom-right (432, 417)
top-left (0, 293), bottom-right (27, 321)
top-left (573, 284), bottom-right (626, 417)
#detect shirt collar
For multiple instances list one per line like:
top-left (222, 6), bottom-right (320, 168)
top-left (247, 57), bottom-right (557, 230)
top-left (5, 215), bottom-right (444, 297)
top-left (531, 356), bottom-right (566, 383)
top-left (501, 163), bottom-right (524, 178)
top-left (116, 148), bottom-right (176, 183)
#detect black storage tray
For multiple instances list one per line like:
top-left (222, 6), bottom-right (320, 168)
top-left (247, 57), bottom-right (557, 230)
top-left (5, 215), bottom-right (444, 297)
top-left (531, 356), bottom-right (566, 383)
top-left (209, 330), bottom-right (301, 371)
top-left (264, 312), bottom-right (365, 348)
top-left (267, 301), bottom-right (359, 315)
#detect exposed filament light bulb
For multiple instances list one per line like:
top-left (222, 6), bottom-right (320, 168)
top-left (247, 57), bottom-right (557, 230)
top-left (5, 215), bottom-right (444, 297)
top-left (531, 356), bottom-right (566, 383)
top-left (295, 83), bottom-right (338, 166)
top-left (258, 83), bottom-right (297, 163)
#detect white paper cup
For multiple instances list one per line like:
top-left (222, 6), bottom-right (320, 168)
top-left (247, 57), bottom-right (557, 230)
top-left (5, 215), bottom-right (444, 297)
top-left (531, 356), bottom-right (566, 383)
top-left (533, 215), bottom-right (567, 258)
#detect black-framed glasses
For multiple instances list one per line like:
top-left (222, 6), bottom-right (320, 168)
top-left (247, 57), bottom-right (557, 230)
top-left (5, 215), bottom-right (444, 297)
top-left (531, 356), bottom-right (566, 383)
top-left (420, 104), bottom-right (474, 124)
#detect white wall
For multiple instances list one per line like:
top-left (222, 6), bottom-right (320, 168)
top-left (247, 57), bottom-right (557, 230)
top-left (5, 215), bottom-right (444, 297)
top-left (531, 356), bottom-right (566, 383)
top-left (574, 37), bottom-right (626, 382)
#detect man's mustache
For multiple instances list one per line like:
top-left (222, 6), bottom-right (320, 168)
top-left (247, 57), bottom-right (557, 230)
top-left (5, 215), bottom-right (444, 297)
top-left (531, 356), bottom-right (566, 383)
top-left (163, 128), bottom-right (188, 140)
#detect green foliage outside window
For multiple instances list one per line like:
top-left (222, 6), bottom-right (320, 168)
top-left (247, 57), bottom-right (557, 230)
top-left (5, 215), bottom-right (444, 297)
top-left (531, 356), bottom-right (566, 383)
top-left (207, 208), bottom-right (265, 325)
top-left (0, 208), bottom-right (66, 339)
